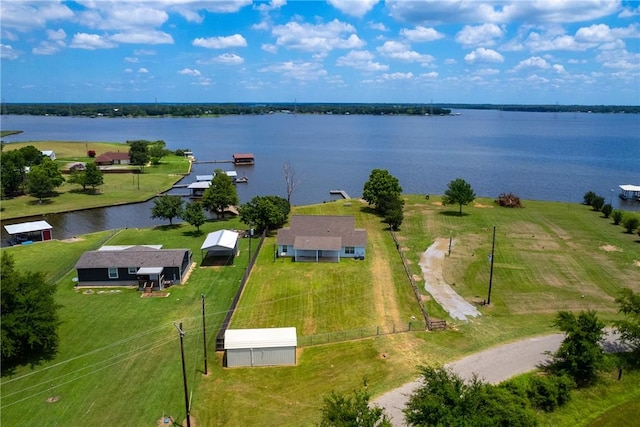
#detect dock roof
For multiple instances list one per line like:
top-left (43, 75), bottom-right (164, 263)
top-left (4, 220), bottom-right (52, 235)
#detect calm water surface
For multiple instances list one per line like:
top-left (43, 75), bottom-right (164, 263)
top-left (1, 110), bottom-right (639, 243)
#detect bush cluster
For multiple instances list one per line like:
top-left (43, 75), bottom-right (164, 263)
top-left (497, 192), bottom-right (523, 208)
top-left (584, 190), bottom-right (640, 235)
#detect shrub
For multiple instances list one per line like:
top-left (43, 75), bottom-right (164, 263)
top-left (623, 216), bottom-right (640, 234)
top-left (583, 191), bottom-right (597, 205)
top-left (87, 150), bottom-right (96, 158)
top-left (526, 374), bottom-right (574, 412)
top-left (497, 192), bottom-right (522, 208)
top-left (591, 195), bottom-right (605, 211)
top-left (601, 203), bottom-right (612, 218)
top-left (612, 210), bottom-right (624, 225)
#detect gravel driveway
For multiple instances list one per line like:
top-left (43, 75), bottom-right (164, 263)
top-left (372, 330), bottom-right (622, 426)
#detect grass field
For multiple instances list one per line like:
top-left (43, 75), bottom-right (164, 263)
top-left (1, 141), bottom-right (190, 219)
top-left (1, 196), bottom-right (639, 426)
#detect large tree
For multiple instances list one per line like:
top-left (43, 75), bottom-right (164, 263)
top-left (362, 169), bottom-right (402, 211)
top-left (202, 169), bottom-right (239, 218)
top-left (68, 162), bottom-right (104, 193)
top-left (239, 195), bottom-right (290, 233)
top-left (181, 201), bottom-right (206, 231)
top-left (613, 288), bottom-right (640, 359)
top-left (148, 140), bottom-right (169, 165)
top-left (1, 252), bottom-right (60, 373)
top-left (27, 164), bottom-right (62, 203)
top-left (442, 178), bottom-right (476, 215)
top-left (128, 140), bottom-right (149, 166)
top-left (378, 192), bottom-right (405, 230)
top-left (150, 195), bottom-right (184, 225)
top-left (0, 149), bottom-right (27, 196)
top-left (545, 310), bottom-right (605, 386)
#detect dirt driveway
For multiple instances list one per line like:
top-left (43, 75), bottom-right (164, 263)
top-left (419, 238), bottom-right (481, 321)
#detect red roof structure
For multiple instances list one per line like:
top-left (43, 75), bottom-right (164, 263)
top-left (233, 153), bottom-right (255, 165)
top-left (94, 151), bottom-right (130, 165)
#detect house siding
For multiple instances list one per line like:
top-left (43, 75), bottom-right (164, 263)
top-left (226, 347), bottom-right (296, 367)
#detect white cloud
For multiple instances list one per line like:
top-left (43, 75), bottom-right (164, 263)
top-left (421, 71), bottom-right (439, 78)
top-left (138, 67), bottom-right (149, 73)
top-left (327, 0), bottom-right (380, 17)
top-left (124, 68), bottom-right (133, 73)
top-left (254, 0), bottom-right (287, 12)
top-left (455, 23), bottom-right (503, 47)
top-left (214, 53), bottom-right (245, 65)
top-left (513, 56), bottom-right (551, 71)
top-left (47, 28), bottom-right (66, 41)
top-left (525, 32), bottom-right (593, 52)
top-left (77, 4), bottom-right (169, 31)
top-left (474, 68), bottom-right (500, 75)
top-left (464, 47), bottom-right (504, 64)
top-left (259, 61), bottom-right (327, 81)
top-left (261, 43), bottom-right (278, 54)
top-left (193, 34), bottom-right (247, 49)
top-left (125, 57), bottom-right (139, 63)
top-left (271, 19), bottom-right (364, 52)
top-left (369, 22), bottom-right (388, 32)
top-left (400, 26), bottom-right (444, 42)
top-left (387, 0), bottom-right (620, 25)
top-left (336, 50), bottom-right (389, 71)
top-left (70, 33), bottom-right (117, 50)
top-left (0, 2), bottom-right (74, 31)
top-left (178, 68), bottom-right (202, 76)
top-left (134, 49), bottom-right (156, 56)
top-left (382, 72), bottom-right (414, 80)
top-left (553, 64), bottom-right (567, 73)
top-left (1, 43), bottom-right (19, 60)
top-left (377, 41), bottom-right (434, 64)
top-left (33, 28), bottom-right (67, 55)
top-left (111, 31), bottom-right (173, 45)
top-left (444, 58), bottom-right (457, 64)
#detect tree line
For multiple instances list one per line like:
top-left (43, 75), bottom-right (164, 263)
top-left (1, 103), bottom-right (452, 118)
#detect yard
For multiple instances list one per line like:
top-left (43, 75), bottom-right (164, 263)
top-left (1, 196), bottom-right (639, 426)
top-left (1, 141), bottom-right (190, 219)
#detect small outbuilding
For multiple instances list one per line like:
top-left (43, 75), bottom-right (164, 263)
top-left (4, 220), bottom-right (53, 245)
top-left (233, 153), bottom-right (255, 165)
top-left (200, 230), bottom-right (239, 262)
top-left (224, 327), bottom-right (297, 367)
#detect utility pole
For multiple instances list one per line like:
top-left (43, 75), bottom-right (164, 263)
top-left (487, 226), bottom-right (496, 305)
top-left (201, 294), bottom-right (207, 375)
top-left (174, 322), bottom-right (191, 427)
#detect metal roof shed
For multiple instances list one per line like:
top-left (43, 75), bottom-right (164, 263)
top-left (4, 220), bottom-right (53, 244)
top-left (200, 230), bottom-right (239, 259)
top-left (224, 327), bottom-right (297, 367)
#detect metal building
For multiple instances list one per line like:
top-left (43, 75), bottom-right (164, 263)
top-left (224, 327), bottom-right (297, 367)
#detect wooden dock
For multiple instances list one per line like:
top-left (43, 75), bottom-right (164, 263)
top-left (193, 159), bottom-right (233, 164)
top-left (330, 190), bottom-right (350, 199)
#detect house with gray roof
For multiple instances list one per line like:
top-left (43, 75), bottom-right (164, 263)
top-left (276, 215), bottom-right (367, 262)
top-left (75, 245), bottom-right (192, 290)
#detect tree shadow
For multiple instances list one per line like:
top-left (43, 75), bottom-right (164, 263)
top-left (438, 210), bottom-right (470, 217)
top-left (153, 224), bottom-right (183, 231)
top-left (200, 256), bottom-right (235, 267)
top-left (28, 199), bottom-right (54, 206)
top-left (182, 229), bottom-right (204, 238)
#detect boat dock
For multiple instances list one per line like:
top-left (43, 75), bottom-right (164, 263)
top-left (330, 190), bottom-right (350, 199)
top-left (193, 159), bottom-right (233, 164)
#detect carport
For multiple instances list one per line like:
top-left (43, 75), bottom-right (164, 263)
top-left (200, 230), bottom-right (239, 263)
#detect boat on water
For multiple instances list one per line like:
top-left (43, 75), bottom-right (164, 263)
top-left (234, 175), bottom-right (248, 184)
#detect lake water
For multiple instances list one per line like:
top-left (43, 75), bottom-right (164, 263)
top-left (1, 110), bottom-right (639, 243)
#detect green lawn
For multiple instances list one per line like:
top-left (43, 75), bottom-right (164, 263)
top-left (1, 196), bottom-right (639, 426)
top-left (1, 141), bottom-right (190, 219)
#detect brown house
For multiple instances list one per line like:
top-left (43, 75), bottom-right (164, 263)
top-left (94, 151), bottom-right (131, 165)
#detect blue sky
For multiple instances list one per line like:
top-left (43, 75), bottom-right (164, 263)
top-left (1, 0), bottom-right (639, 105)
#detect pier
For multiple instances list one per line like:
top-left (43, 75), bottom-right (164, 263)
top-left (193, 159), bottom-right (233, 164)
top-left (330, 190), bottom-right (350, 199)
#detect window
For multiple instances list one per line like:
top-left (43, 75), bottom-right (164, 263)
top-left (282, 246), bottom-right (288, 253)
top-left (345, 246), bottom-right (355, 254)
top-left (108, 268), bottom-right (119, 279)
top-left (128, 267), bottom-right (137, 275)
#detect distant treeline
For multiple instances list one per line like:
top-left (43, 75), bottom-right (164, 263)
top-left (1, 103), bottom-right (636, 118)
top-left (1, 103), bottom-right (452, 118)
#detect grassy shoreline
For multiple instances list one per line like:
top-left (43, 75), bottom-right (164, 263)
top-left (1, 196), bottom-right (638, 426)
top-left (1, 141), bottom-right (191, 220)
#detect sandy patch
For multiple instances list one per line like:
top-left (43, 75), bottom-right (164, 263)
top-left (600, 244), bottom-right (621, 252)
top-left (419, 238), bottom-right (481, 322)
top-left (635, 261), bottom-right (640, 267)
top-left (431, 201), bottom-right (443, 206)
top-left (474, 203), bottom-right (493, 208)
top-left (61, 237), bottom-right (84, 243)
